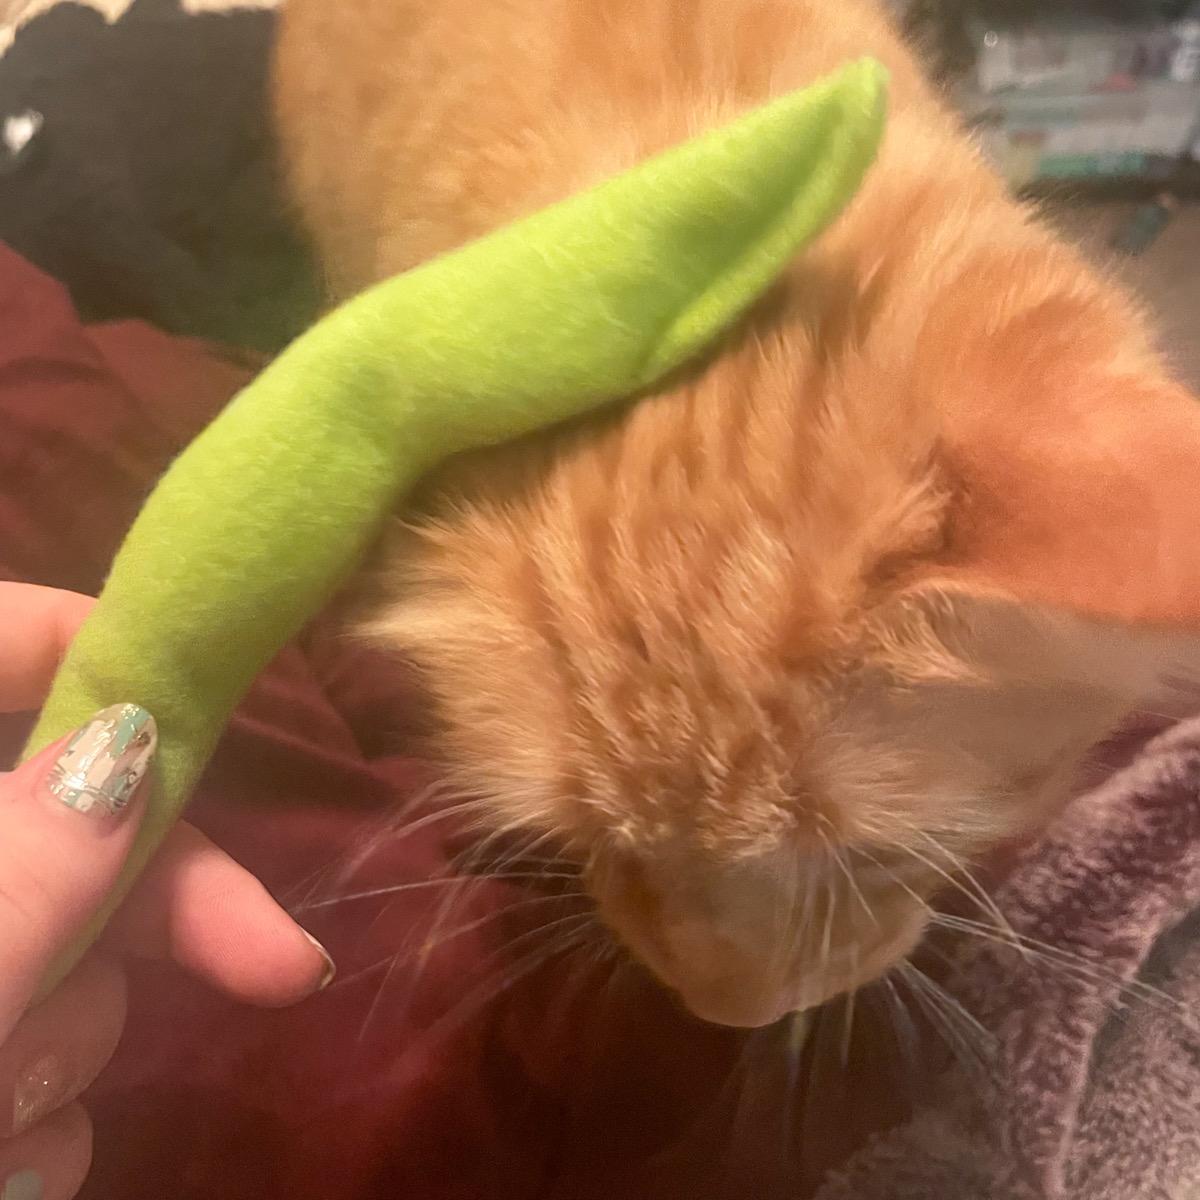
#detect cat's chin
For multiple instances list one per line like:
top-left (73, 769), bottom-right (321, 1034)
top-left (674, 974), bottom-right (846, 1028)
top-left (668, 915), bottom-right (931, 1029)
top-left (674, 987), bottom-right (809, 1029)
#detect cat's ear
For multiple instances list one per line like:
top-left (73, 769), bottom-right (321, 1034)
top-left (890, 583), bottom-right (1194, 707)
top-left (934, 373), bottom-right (1200, 633)
top-left (887, 372), bottom-right (1200, 716)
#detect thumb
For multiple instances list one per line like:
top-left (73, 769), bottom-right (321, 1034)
top-left (0, 704), bottom-right (154, 1037)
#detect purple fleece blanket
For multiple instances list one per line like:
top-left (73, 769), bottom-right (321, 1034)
top-left (816, 715), bottom-right (1200, 1200)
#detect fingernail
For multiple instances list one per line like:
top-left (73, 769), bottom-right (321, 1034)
top-left (1, 1170), bottom-right (43, 1200)
top-left (11, 1053), bottom-right (67, 1137)
top-left (44, 704), bottom-right (157, 820)
top-left (301, 930), bottom-right (337, 991)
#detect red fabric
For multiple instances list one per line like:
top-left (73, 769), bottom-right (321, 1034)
top-left (0, 244), bottom-right (899, 1200)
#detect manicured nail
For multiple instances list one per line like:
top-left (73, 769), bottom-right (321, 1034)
top-left (302, 930), bottom-right (337, 991)
top-left (44, 704), bottom-right (156, 820)
top-left (1, 1169), bottom-right (43, 1200)
top-left (11, 1053), bottom-right (67, 1137)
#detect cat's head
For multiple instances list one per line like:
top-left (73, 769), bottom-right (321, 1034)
top-left (368, 241), bottom-right (1200, 1027)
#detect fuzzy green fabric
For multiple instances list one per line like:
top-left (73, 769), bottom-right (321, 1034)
top-left (23, 59), bottom-right (886, 990)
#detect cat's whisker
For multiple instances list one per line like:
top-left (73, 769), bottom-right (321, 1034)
top-left (344, 829), bottom-right (549, 992)
top-left (787, 1006), bottom-right (813, 1080)
top-left (418, 894), bottom-right (595, 957)
top-left (356, 939), bottom-right (408, 1043)
top-left (770, 842), bottom-right (813, 984)
top-left (388, 779), bottom-right (462, 815)
top-left (284, 805), bottom-right (448, 913)
top-left (448, 823), bottom-right (574, 886)
top-left (576, 927), bottom-right (622, 983)
top-left (834, 847), bottom-right (880, 928)
top-left (894, 961), bottom-right (993, 1082)
top-left (839, 983), bottom-right (858, 1068)
top-left (444, 818), bottom-right (521, 874)
top-left (313, 953), bottom-right (396, 994)
top-left (819, 850), bottom-right (837, 1000)
top-left (875, 973), bottom-right (925, 1098)
top-left (393, 788), bottom-right (499, 826)
top-left (930, 912), bottom-right (1189, 1018)
top-left (330, 795), bottom-right (501, 867)
top-left (417, 824), bottom-right (553, 965)
top-left (778, 845), bottom-right (820, 984)
top-left (797, 858), bottom-right (818, 962)
top-left (896, 840), bottom-right (1019, 952)
top-left (357, 907), bottom-right (600, 1043)
top-left (323, 821), bottom-right (590, 1019)
top-left (852, 845), bottom-right (933, 918)
top-left (906, 830), bottom-right (1025, 957)
top-left (300, 870), bottom-right (583, 910)
top-left (799, 1001), bottom-right (829, 1144)
top-left (931, 918), bottom-right (1130, 1011)
top-left (403, 920), bottom-right (603, 1047)
top-left (897, 962), bottom-right (988, 1051)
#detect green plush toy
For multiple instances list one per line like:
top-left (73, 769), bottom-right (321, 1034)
top-left (23, 59), bottom-right (886, 992)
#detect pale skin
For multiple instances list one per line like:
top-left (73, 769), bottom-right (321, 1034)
top-left (0, 582), bottom-right (333, 1200)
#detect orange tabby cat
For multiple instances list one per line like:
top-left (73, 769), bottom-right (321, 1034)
top-left (273, 0), bottom-right (1200, 1027)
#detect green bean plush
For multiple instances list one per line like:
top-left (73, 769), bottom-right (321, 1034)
top-left (23, 59), bottom-right (886, 991)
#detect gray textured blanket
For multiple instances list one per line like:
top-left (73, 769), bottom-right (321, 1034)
top-left (816, 716), bottom-right (1200, 1200)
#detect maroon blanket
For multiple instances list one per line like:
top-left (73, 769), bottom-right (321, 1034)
top-left (0, 245), bottom-right (903, 1200)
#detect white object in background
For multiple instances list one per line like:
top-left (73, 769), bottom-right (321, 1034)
top-left (0, 0), bottom-right (282, 56)
top-left (2, 108), bottom-right (40, 157)
top-left (1171, 19), bottom-right (1200, 83)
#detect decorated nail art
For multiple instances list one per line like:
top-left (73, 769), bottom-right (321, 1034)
top-left (44, 704), bottom-right (157, 819)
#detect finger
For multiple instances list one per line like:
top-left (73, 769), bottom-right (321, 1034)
top-left (0, 707), bottom-right (154, 1037)
top-left (0, 954), bottom-right (125, 1140)
top-left (104, 823), bottom-right (335, 1006)
top-left (0, 1102), bottom-right (92, 1200)
top-left (0, 586), bottom-right (93, 714)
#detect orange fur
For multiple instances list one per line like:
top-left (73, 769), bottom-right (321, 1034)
top-left (273, 0), bottom-right (1200, 1026)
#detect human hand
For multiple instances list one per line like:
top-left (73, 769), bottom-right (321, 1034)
top-left (0, 583), bottom-right (333, 1200)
